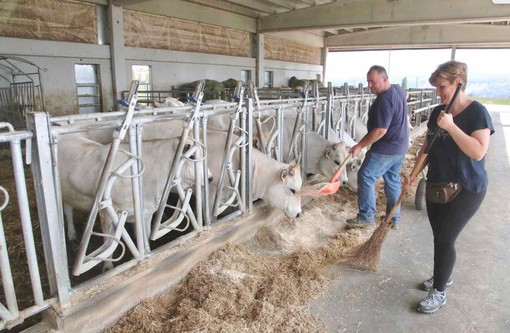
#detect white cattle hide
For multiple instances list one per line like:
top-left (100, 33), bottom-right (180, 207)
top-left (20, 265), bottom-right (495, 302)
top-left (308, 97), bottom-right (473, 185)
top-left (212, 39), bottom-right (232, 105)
top-left (153, 97), bottom-right (185, 108)
top-left (59, 133), bottom-right (204, 240)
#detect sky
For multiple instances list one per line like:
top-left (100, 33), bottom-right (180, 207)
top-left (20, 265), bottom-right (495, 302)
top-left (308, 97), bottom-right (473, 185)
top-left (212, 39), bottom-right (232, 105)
top-left (325, 48), bottom-right (510, 91)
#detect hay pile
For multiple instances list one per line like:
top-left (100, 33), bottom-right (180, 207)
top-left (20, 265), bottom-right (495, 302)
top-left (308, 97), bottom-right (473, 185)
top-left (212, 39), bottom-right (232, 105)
top-left (106, 187), bottom-right (370, 333)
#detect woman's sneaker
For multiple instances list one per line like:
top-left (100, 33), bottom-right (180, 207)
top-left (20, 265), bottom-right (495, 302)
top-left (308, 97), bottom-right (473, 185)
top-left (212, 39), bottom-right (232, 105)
top-left (420, 276), bottom-right (453, 291)
top-left (417, 289), bottom-right (447, 314)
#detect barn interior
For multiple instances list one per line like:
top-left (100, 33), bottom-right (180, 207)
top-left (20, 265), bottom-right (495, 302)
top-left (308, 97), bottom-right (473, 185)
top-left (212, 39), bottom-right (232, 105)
top-left (0, 0), bottom-right (509, 332)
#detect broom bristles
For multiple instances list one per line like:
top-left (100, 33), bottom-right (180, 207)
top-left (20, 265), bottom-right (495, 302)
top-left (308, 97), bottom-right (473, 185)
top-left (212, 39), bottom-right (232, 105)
top-left (344, 220), bottom-right (393, 272)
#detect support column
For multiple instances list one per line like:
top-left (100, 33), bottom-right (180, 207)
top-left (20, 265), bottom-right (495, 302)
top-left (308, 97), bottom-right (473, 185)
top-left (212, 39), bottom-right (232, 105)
top-left (321, 46), bottom-right (328, 84)
top-left (108, 2), bottom-right (127, 109)
top-left (451, 45), bottom-right (457, 60)
top-left (255, 27), bottom-right (265, 88)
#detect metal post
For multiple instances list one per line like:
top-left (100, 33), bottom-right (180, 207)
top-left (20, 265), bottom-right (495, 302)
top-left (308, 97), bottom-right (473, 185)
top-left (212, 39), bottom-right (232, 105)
top-left (27, 113), bottom-right (71, 307)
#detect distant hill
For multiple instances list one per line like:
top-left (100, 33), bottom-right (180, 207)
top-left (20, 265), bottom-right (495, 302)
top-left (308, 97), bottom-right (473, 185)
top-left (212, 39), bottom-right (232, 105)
top-left (331, 74), bottom-right (510, 98)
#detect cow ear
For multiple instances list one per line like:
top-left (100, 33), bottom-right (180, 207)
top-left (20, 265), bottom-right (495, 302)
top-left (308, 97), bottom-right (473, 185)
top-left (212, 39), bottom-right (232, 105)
top-left (324, 147), bottom-right (332, 159)
top-left (280, 168), bottom-right (288, 182)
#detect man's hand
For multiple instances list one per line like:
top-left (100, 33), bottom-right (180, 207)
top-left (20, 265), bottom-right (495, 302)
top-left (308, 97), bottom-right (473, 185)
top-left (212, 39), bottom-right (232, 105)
top-left (349, 144), bottom-right (363, 158)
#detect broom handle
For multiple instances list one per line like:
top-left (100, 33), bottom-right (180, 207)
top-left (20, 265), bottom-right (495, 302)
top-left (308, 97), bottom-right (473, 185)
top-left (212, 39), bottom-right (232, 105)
top-left (384, 153), bottom-right (428, 224)
top-left (384, 83), bottom-right (463, 224)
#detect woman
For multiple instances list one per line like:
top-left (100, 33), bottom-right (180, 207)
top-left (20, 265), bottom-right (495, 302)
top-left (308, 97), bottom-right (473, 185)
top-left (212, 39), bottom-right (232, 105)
top-left (405, 60), bottom-right (494, 314)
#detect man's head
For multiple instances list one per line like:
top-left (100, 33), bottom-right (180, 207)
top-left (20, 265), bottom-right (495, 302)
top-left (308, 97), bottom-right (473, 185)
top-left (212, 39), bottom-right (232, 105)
top-left (367, 65), bottom-right (390, 95)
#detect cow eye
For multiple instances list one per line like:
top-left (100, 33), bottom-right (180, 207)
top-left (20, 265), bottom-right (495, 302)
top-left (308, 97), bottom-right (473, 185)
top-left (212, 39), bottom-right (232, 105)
top-left (290, 189), bottom-right (296, 194)
top-left (334, 160), bottom-right (341, 166)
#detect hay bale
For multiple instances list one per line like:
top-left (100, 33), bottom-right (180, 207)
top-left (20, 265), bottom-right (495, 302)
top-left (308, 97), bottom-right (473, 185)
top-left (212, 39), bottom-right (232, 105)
top-left (288, 76), bottom-right (324, 90)
top-left (221, 78), bottom-right (238, 90)
top-left (178, 79), bottom-right (225, 100)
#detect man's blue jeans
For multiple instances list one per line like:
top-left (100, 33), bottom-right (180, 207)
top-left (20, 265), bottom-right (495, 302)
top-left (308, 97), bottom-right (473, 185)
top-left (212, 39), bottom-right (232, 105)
top-left (357, 151), bottom-right (406, 223)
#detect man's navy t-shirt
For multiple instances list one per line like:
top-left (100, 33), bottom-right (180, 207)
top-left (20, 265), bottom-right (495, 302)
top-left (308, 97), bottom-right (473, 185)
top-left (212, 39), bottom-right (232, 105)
top-left (367, 84), bottom-right (409, 155)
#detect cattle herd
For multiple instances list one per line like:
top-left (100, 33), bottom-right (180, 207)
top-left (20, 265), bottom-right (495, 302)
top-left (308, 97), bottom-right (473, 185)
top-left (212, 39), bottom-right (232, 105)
top-left (47, 94), bottom-right (369, 275)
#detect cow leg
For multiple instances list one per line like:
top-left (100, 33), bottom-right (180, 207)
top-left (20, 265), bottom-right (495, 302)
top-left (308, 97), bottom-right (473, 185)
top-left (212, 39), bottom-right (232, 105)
top-left (99, 209), bottom-right (115, 272)
top-left (63, 203), bottom-right (77, 241)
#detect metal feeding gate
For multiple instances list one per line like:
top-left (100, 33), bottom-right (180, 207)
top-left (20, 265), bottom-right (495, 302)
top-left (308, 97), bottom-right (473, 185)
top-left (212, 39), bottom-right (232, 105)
top-left (0, 77), bottom-right (440, 332)
top-left (0, 56), bottom-right (46, 129)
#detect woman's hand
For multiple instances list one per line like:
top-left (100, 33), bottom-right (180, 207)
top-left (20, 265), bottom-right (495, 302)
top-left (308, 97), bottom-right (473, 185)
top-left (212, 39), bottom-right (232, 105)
top-left (403, 175), bottom-right (415, 191)
top-left (437, 111), bottom-right (455, 132)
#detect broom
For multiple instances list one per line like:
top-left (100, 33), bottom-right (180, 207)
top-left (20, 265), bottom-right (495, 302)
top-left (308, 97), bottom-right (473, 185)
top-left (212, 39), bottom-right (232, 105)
top-left (344, 83), bottom-right (463, 272)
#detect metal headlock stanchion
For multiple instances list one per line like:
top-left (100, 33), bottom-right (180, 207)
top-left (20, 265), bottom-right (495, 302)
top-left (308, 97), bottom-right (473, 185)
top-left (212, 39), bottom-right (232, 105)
top-left (150, 80), bottom-right (205, 240)
top-left (212, 81), bottom-right (246, 217)
top-left (247, 81), bottom-right (267, 154)
top-left (73, 80), bottom-right (141, 276)
top-left (286, 81), bottom-right (311, 165)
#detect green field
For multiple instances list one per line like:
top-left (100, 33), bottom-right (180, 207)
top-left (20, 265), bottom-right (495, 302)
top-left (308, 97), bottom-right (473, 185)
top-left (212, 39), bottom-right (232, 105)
top-left (472, 97), bottom-right (510, 105)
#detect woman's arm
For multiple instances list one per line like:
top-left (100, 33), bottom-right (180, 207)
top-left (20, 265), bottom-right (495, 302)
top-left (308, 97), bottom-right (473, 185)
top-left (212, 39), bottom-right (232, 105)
top-left (403, 136), bottom-right (429, 189)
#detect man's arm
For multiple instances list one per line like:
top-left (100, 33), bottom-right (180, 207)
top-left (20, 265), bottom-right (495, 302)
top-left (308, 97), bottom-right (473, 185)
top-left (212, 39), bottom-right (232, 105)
top-left (349, 128), bottom-right (387, 157)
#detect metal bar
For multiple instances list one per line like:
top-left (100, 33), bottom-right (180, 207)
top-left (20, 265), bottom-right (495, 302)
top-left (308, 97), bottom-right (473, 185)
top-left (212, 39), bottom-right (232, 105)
top-left (27, 112), bottom-right (72, 307)
top-left (246, 98), bottom-right (254, 212)
top-left (153, 80), bottom-right (204, 230)
top-left (72, 80), bottom-right (140, 275)
top-left (193, 117), bottom-right (203, 228)
top-left (201, 116), bottom-right (211, 226)
top-left (0, 186), bottom-right (18, 320)
top-left (128, 125), bottom-right (147, 256)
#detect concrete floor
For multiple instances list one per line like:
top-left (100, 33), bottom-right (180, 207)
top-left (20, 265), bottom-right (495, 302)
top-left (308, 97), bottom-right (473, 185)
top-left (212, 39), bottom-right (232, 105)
top-left (309, 107), bottom-right (510, 333)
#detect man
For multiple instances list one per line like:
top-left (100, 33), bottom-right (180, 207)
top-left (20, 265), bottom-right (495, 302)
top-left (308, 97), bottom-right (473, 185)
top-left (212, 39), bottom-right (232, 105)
top-left (347, 65), bottom-right (409, 229)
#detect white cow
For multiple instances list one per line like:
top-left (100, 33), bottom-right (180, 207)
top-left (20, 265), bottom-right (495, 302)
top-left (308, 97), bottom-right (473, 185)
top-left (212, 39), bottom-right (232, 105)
top-left (59, 133), bottom-right (208, 241)
top-left (206, 130), bottom-right (302, 219)
top-left (153, 97), bottom-right (186, 108)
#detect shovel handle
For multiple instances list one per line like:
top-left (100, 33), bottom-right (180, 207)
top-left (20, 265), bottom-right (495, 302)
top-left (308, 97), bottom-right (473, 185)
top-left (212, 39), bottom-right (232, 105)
top-left (329, 155), bottom-right (352, 183)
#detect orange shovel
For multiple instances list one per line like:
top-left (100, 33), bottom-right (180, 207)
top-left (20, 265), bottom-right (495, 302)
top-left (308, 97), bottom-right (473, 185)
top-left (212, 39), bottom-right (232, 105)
top-left (301, 155), bottom-right (352, 197)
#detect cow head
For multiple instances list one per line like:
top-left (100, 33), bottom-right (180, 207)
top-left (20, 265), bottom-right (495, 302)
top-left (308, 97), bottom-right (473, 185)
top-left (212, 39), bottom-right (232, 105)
top-left (279, 164), bottom-right (302, 192)
top-left (318, 142), bottom-right (349, 184)
top-left (276, 164), bottom-right (302, 218)
top-left (345, 149), bottom-right (366, 192)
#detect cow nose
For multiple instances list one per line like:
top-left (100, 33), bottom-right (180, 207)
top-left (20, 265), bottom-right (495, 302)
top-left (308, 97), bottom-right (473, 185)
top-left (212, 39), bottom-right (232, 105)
top-left (296, 213), bottom-right (301, 218)
top-left (342, 180), bottom-right (347, 185)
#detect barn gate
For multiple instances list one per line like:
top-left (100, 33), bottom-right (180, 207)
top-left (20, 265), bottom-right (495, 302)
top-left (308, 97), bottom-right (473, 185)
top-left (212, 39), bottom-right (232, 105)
top-left (0, 56), bottom-right (46, 129)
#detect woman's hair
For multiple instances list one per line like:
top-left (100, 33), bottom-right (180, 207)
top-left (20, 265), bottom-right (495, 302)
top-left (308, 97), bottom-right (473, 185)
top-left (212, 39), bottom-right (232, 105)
top-left (428, 60), bottom-right (468, 91)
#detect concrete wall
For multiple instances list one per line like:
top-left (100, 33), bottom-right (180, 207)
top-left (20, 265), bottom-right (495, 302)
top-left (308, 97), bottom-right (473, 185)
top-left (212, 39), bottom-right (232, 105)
top-left (0, 36), bottom-right (113, 115)
top-left (125, 47), bottom-right (256, 91)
